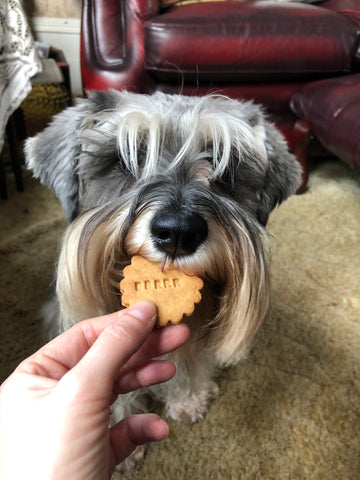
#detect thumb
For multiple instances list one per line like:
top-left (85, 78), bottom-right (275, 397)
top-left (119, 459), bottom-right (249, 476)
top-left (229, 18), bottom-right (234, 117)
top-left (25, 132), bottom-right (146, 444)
top-left (67, 301), bottom-right (157, 392)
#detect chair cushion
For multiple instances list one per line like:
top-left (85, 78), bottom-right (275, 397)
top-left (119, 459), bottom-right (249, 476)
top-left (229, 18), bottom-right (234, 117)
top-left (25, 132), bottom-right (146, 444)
top-left (291, 74), bottom-right (360, 169)
top-left (144, 1), bottom-right (360, 83)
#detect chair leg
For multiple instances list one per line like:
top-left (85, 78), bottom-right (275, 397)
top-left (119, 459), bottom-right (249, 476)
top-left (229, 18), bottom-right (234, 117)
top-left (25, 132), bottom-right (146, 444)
top-left (0, 155), bottom-right (8, 199)
top-left (5, 108), bottom-right (27, 193)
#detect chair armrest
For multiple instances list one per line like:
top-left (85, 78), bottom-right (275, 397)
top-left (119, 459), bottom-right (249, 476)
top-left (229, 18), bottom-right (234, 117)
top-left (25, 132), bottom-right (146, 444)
top-left (81, 0), bottom-right (159, 94)
top-left (291, 74), bottom-right (360, 170)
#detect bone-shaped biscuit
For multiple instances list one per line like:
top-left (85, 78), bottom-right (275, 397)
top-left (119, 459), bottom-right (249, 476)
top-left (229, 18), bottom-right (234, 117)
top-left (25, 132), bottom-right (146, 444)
top-left (120, 256), bottom-right (203, 326)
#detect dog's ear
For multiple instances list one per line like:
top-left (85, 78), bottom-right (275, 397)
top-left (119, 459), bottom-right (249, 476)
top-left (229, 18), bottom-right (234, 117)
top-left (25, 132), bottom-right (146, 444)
top-left (256, 121), bottom-right (302, 226)
top-left (24, 91), bottom-right (120, 222)
top-left (25, 102), bottom-right (89, 221)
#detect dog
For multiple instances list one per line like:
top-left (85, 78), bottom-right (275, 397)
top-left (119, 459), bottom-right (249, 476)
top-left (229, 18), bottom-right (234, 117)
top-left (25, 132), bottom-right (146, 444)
top-left (25, 91), bottom-right (301, 468)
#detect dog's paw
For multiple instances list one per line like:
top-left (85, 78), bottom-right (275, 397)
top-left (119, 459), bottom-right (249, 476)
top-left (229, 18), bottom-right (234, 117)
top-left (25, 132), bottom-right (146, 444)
top-left (167, 405), bottom-right (204, 424)
top-left (165, 384), bottom-right (218, 424)
top-left (115, 445), bottom-right (147, 472)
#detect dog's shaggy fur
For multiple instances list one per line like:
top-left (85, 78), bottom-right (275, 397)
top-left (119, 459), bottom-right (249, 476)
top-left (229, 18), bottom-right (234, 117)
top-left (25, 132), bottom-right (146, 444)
top-left (25, 91), bottom-right (301, 467)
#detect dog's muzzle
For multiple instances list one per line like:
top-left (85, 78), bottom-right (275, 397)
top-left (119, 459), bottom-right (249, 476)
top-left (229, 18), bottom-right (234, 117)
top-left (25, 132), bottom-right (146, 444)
top-left (150, 209), bottom-right (208, 257)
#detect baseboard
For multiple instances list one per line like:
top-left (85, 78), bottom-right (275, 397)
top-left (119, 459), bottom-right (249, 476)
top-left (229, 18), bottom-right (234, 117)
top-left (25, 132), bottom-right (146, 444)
top-left (31, 17), bottom-right (82, 97)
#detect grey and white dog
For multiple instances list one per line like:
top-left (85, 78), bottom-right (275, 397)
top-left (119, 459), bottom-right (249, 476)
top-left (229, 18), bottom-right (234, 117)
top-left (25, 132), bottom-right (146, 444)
top-left (25, 91), bottom-right (301, 467)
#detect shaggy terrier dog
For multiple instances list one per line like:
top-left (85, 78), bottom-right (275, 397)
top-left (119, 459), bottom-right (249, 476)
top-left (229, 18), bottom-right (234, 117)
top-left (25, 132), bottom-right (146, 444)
top-left (26, 91), bottom-right (301, 467)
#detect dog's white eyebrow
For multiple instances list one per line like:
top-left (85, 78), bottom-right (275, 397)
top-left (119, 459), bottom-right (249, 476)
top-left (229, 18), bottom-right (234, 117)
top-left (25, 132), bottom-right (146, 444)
top-left (85, 94), bottom-right (269, 180)
top-left (167, 111), bottom-right (261, 179)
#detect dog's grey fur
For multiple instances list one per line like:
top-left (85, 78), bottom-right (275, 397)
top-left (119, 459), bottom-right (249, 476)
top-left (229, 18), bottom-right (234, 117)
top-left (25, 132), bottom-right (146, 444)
top-left (26, 90), bottom-right (301, 468)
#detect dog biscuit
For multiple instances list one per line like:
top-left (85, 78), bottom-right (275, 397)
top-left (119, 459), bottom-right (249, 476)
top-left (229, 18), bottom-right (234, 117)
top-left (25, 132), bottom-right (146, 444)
top-left (120, 256), bottom-right (203, 326)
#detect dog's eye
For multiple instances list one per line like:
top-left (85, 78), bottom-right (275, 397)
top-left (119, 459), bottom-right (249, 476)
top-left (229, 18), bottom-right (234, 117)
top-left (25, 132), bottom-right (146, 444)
top-left (116, 150), bottom-right (137, 176)
top-left (211, 175), bottom-right (234, 195)
top-left (116, 148), bottom-right (146, 176)
top-left (205, 152), bottom-right (233, 181)
top-left (117, 154), bottom-right (130, 175)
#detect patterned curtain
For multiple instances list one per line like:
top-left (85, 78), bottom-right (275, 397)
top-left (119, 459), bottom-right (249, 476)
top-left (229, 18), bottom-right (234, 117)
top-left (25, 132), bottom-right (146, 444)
top-left (0, 0), bottom-right (41, 152)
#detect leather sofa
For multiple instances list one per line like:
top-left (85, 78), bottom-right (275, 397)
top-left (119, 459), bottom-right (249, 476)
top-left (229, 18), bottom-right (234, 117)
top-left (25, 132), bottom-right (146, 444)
top-left (81, 0), bottom-right (360, 190)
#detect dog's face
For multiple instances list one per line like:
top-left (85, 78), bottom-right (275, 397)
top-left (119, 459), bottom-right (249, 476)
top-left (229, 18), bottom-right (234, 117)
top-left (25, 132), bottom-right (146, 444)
top-left (25, 91), bottom-right (301, 365)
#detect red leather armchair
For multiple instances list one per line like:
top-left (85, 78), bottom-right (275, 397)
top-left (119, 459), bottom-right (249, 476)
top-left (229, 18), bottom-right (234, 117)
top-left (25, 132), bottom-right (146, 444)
top-left (81, 0), bottom-right (360, 189)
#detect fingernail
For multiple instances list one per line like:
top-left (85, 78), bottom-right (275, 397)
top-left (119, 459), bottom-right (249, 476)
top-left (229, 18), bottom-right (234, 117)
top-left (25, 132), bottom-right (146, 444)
top-left (152, 417), bottom-right (169, 441)
top-left (157, 418), bottom-right (169, 438)
top-left (127, 300), bottom-right (157, 324)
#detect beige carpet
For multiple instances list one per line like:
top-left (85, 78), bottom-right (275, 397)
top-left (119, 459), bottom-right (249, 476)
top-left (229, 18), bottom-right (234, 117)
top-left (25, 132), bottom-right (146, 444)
top-left (1, 159), bottom-right (359, 479)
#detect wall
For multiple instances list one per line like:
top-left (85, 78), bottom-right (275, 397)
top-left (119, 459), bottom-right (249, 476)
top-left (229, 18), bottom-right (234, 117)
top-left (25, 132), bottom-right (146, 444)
top-left (22, 0), bottom-right (81, 19)
top-left (22, 1), bottom-right (82, 96)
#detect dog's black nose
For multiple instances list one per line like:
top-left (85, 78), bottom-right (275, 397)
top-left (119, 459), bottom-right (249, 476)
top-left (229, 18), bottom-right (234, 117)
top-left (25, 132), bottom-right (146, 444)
top-left (151, 211), bottom-right (208, 257)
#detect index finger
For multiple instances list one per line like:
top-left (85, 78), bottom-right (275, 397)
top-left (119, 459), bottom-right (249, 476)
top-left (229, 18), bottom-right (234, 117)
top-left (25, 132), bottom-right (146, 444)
top-left (69, 301), bottom-right (159, 391)
top-left (20, 301), bottom-right (157, 381)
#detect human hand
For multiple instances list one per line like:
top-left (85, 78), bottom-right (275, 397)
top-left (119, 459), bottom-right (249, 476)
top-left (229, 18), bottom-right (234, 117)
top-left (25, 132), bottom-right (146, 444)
top-left (0, 300), bottom-right (190, 479)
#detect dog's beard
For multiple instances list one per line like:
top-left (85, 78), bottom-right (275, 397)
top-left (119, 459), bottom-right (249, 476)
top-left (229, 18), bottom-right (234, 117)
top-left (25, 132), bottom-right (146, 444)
top-left (56, 184), bottom-right (270, 366)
